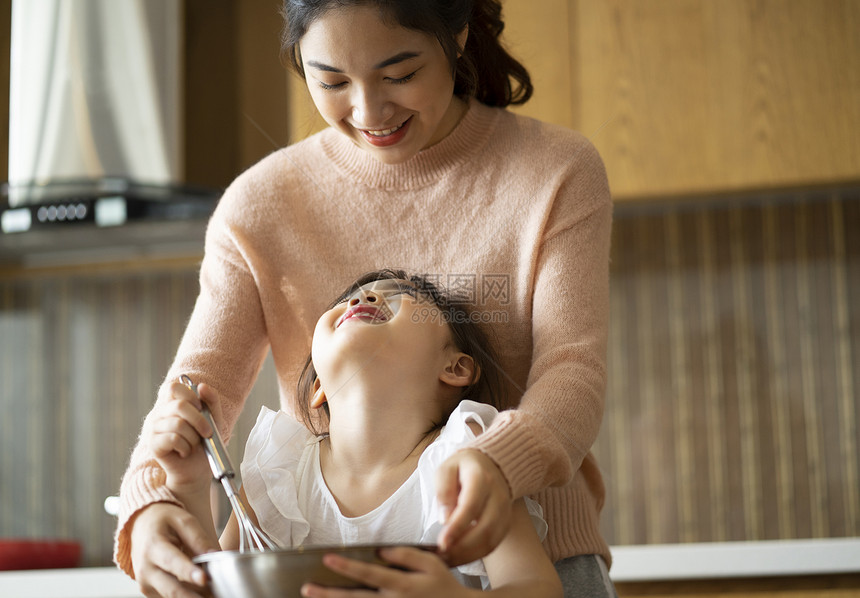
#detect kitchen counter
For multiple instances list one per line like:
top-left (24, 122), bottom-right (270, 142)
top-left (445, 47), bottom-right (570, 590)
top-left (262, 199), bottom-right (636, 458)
top-left (609, 537), bottom-right (860, 581)
top-left (0, 566), bottom-right (141, 598)
top-left (1, 538), bottom-right (858, 597)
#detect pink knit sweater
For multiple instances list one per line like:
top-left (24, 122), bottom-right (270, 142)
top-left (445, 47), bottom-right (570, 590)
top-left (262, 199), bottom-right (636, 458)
top-left (115, 100), bottom-right (612, 575)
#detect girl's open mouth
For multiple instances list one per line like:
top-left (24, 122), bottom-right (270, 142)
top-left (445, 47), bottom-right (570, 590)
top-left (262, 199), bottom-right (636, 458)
top-left (359, 117), bottom-right (412, 147)
top-left (336, 305), bottom-right (391, 327)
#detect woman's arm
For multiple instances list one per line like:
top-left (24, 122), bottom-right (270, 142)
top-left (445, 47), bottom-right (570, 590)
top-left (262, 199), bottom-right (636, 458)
top-left (115, 178), bottom-right (272, 594)
top-left (438, 137), bottom-right (612, 564)
top-left (477, 139), bottom-right (612, 496)
top-left (126, 382), bottom-right (227, 597)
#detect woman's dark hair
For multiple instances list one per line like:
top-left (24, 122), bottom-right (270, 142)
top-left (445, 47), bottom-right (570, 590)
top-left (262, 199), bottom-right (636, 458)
top-left (295, 269), bottom-right (503, 434)
top-left (281, 0), bottom-right (532, 107)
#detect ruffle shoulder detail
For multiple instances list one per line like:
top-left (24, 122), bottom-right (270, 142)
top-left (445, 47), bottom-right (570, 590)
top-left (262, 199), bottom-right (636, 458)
top-left (240, 406), bottom-right (316, 547)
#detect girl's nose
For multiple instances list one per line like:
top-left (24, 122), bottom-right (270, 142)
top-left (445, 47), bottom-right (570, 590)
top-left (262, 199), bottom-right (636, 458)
top-left (349, 290), bottom-right (379, 306)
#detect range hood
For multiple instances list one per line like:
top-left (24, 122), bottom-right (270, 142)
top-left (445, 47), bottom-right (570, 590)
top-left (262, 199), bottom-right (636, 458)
top-left (1, 0), bottom-right (220, 266)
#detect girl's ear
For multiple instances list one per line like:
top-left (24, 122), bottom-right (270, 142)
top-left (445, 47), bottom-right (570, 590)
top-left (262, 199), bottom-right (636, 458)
top-left (440, 353), bottom-right (478, 388)
top-left (310, 378), bottom-right (327, 409)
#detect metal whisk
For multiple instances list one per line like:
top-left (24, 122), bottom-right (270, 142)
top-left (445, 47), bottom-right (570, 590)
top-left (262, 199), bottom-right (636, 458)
top-left (179, 375), bottom-right (278, 553)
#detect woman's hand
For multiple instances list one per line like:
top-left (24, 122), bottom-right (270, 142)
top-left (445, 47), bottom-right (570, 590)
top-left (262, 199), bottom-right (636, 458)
top-left (129, 502), bottom-right (217, 598)
top-left (434, 448), bottom-right (513, 566)
top-left (299, 547), bottom-right (467, 598)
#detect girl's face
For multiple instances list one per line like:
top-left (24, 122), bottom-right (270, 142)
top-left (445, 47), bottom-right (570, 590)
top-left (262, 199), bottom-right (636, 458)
top-left (298, 5), bottom-right (468, 164)
top-left (311, 279), bottom-right (457, 396)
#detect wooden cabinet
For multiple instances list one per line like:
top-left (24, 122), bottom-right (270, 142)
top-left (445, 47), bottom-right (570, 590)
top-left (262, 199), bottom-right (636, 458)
top-left (504, 0), bottom-right (860, 199)
top-left (3, 1), bottom-right (858, 200)
top-left (184, 0), bottom-right (291, 188)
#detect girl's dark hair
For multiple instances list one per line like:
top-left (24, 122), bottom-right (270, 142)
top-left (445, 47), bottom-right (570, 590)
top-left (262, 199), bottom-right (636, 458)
top-left (296, 269), bottom-right (503, 434)
top-left (281, 0), bottom-right (532, 107)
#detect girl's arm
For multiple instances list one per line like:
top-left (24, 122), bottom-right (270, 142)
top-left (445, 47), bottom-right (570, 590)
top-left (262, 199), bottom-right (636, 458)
top-left (480, 498), bottom-right (562, 597)
top-left (299, 499), bottom-right (560, 598)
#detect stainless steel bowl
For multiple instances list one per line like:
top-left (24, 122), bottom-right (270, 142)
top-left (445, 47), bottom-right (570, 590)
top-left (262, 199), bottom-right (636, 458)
top-left (193, 545), bottom-right (433, 598)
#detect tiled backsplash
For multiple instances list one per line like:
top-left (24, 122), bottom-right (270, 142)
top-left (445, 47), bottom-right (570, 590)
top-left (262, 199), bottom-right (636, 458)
top-left (1, 188), bottom-right (857, 565)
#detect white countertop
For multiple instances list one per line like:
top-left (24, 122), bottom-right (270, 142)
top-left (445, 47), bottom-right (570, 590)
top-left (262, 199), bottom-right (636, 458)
top-left (609, 537), bottom-right (860, 581)
top-left (1, 538), bottom-right (858, 597)
top-left (0, 566), bottom-right (141, 598)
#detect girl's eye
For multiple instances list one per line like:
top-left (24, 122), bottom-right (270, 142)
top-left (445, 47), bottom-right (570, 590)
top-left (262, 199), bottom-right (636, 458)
top-left (392, 287), bottom-right (419, 298)
top-left (387, 71), bottom-right (417, 85)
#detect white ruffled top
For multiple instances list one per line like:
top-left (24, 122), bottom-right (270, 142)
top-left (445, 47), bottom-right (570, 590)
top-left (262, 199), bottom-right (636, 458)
top-left (240, 400), bottom-right (548, 580)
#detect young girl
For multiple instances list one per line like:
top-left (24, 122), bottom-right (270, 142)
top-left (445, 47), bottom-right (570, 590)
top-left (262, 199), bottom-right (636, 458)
top-left (150, 270), bottom-right (562, 597)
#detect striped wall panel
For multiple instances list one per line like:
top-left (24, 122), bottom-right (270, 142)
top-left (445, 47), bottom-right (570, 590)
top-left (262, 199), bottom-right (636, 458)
top-left (596, 189), bottom-right (860, 545)
top-left (0, 188), bottom-right (857, 565)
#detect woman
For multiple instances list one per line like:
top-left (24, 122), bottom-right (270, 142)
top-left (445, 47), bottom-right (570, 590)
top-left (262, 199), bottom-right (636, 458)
top-left (116, 1), bottom-right (614, 597)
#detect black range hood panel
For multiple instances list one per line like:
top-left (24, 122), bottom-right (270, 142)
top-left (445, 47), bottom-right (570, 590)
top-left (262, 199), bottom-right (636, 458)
top-left (0, 179), bottom-right (220, 267)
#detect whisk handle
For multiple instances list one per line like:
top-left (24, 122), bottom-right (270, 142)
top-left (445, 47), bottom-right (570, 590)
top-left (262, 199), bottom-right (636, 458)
top-left (199, 403), bottom-right (236, 482)
top-left (178, 375), bottom-right (236, 482)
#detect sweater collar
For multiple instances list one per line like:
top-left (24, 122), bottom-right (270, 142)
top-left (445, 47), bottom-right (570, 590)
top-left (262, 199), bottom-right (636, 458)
top-left (319, 99), bottom-right (499, 190)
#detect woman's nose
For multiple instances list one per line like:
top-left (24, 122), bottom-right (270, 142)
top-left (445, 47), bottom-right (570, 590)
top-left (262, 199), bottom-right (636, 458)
top-left (351, 86), bottom-right (394, 127)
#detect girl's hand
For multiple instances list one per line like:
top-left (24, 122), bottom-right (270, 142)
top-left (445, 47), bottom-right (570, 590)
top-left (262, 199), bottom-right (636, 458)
top-left (148, 381), bottom-right (220, 495)
top-left (434, 449), bottom-right (512, 566)
top-left (300, 547), bottom-right (467, 598)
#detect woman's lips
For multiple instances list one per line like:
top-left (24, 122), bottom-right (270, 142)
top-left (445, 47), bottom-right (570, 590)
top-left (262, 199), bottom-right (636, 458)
top-left (358, 117), bottom-right (412, 147)
top-left (336, 305), bottom-right (390, 327)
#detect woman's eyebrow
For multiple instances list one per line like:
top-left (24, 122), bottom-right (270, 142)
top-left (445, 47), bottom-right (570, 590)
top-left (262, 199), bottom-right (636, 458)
top-left (305, 60), bottom-right (342, 73)
top-left (305, 51), bottom-right (421, 74)
top-left (374, 51), bottom-right (421, 69)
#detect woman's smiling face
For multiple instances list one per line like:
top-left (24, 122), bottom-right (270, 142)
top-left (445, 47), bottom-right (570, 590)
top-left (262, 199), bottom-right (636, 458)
top-left (298, 4), bottom-right (467, 164)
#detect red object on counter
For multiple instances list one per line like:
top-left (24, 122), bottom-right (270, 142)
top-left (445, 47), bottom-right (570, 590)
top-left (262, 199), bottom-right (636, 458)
top-left (0, 539), bottom-right (82, 570)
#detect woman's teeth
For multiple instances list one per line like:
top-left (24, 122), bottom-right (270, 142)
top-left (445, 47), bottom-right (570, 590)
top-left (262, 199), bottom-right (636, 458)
top-left (365, 123), bottom-right (404, 137)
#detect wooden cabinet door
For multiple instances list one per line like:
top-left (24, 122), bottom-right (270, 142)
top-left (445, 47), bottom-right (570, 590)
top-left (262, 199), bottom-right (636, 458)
top-left (505, 0), bottom-right (860, 199)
